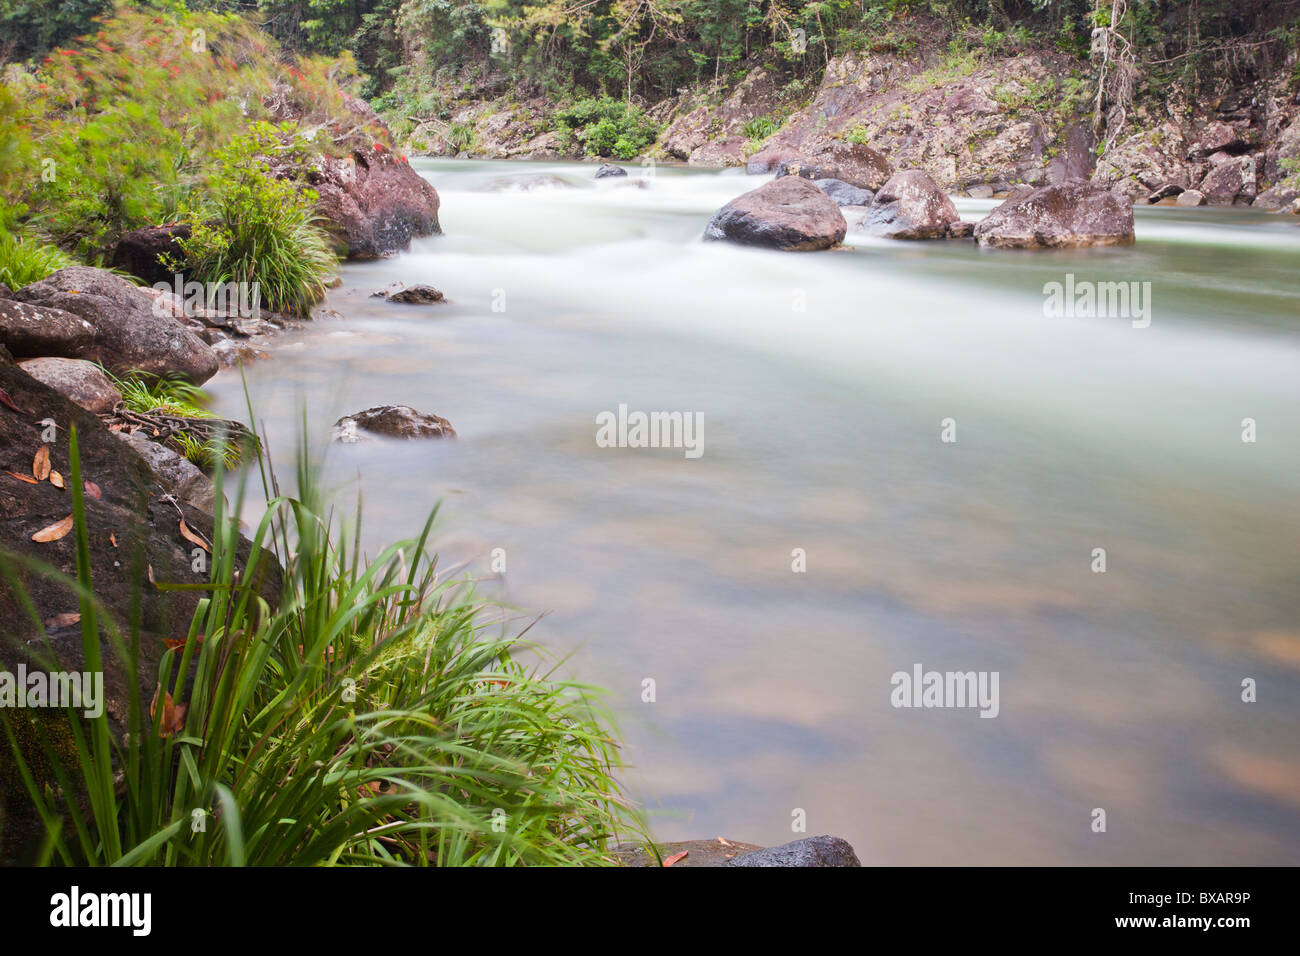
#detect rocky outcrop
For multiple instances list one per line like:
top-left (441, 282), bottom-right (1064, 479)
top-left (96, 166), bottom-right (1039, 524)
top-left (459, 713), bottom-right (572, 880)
top-left (0, 350), bottom-right (279, 862)
top-left (16, 358), bottom-right (121, 414)
top-left (10, 267), bottom-right (218, 384)
top-left (332, 405), bottom-right (457, 442)
top-left (704, 177), bottom-right (847, 251)
top-left (307, 144), bottom-right (442, 260)
top-left (0, 299), bottom-right (96, 360)
top-left (110, 224), bottom-right (190, 285)
top-left (1197, 154), bottom-right (1257, 205)
top-left (860, 170), bottom-right (960, 239)
top-left (974, 181), bottom-right (1135, 249)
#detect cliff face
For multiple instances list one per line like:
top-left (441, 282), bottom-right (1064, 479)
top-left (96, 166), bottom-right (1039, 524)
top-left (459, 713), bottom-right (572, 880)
top-left (401, 43), bottom-right (1300, 209)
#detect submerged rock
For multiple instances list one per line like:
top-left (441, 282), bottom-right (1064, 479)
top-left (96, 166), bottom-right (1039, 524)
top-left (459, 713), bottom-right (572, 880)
top-left (728, 835), bottom-right (862, 867)
top-left (332, 405), bottom-right (456, 442)
top-left (12, 266), bottom-right (218, 383)
top-left (974, 181), bottom-right (1135, 249)
top-left (704, 177), bottom-right (847, 251)
top-left (594, 163), bottom-right (627, 179)
top-left (16, 357), bottom-right (122, 414)
top-left (385, 284), bottom-right (445, 304)
top-left (860, 170), bottom-right (960, 240)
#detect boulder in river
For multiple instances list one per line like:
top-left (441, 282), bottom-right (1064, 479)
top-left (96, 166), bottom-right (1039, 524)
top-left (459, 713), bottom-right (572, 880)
top-left (814, 178), bottom-right (874, 207)
top-left (16, 357), bottom-right (121, 414)
top-left (306, 144), bottom-right (442, 260)
top-left (1197, 154), bottom-right (1256, 206)
top-left (477, 174), bottom-right (576, 192)
top-left (12, 266), bottom-right (218, 384)
top-left (110, 224), bottom-right (190, 285)
top-left (810, 141), bottom-right (893, 191)
top-left (973, 181), bottom-right (1136, 249)
top-left (728, 835), bottom-right (862, 867)
top-left (332, 405), bottom-right (457, 443)
top-left (594, 164), bottom-right (627, 179)
top-left (0, 299), bottom-right (96, 360)
top-left (745, 145), bottom-right (806, 175)
top-left (859, 170), bottom-right (960, 240)
top-left (1176, 189), bottom-right (1207, 207)
top-left (384, 284), bottom-right (445, 305)
top-left (703, 177), bottom-right (847, 251)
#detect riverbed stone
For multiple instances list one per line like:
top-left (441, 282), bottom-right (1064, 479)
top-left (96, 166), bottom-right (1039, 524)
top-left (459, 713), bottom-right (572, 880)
top-left (815, 178), bottom-right (874, 206)
top-left (594, 164), bottom-right (627, 179)
top-left (16, 357), bottom-right (122, 414)
top-left (385, 284), bottom-right (445, 304)
top-left (1176, 189), bottom-right (1207, 206)
top-left (860, 170), bottom-right (960, 239)
top-left (974, 181), bottom-right (1135, 248)
top-left (12, 266), bottom-right (218, 383)
top-left (332, 405), bottom-right (457, 442)
top-left (728, 835), bottom-right (862, 867)
top-left (704, 176), bottom-right (847, 251)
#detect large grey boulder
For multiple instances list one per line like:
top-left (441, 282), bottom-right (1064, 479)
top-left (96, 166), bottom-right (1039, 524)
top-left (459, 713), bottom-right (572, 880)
top-left (815, 178), bottom-right (875, 207)
top-left (728, 835), bottom-right (862, 867)
top-left (16, 357), bottom-right (122, 414)
top-left (974, 181), bottom-right (1135, 249)
top-left (0, 299), bottom-right (96, 359)
top-left (860, 170), bottom-right (960, 240)
top-left (12, 266), bottom-right (218, 384)
top-left (704, 177), bottom-right (847, 251)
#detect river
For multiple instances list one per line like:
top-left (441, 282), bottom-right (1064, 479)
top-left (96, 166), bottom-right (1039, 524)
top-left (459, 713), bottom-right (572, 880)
top-left (207, 159), bottom-right (1300, 864)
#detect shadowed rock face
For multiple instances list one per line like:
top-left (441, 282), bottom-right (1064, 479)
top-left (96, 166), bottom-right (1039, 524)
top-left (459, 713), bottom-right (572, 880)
top-left (704, 177), bottom-right (848, 251)
top-left (860, 170), bottom-right (960, 240)
top-left (308, 144), bottom-right (443, 259)
top-left (11, 267), bottom-right (218, 384)
top-left (332, 405), bottom-right (457, 442)
top-left (0, 299), bottom-right (96, 359)
top-left (111, 224), bottom-right (191, 285)
top-left (974, 181), bottom-right (1136, 249)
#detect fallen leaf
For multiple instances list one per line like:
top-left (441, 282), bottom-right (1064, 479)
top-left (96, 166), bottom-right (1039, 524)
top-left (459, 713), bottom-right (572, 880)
top-left (178, 517), bottom-right (210, 553)
top-left (147, 563), bottom-right (156, 585)
top-left (5, 470), bottom-right (38, 484)
top-left (48, 470), bottom-right (64, 489)
top-left (109, 532), bottom-right (117, 548)
top-left (83, 480), bottom-right (102, 499)
top-left (716, 836), bottom-right (735, 847)
top-left (662, 850), bottom-right (689, 867)
top-left (0, 386), bottom-right (28, 415)
top-left (31, 514), bottom-right (74, 542)
top-left (44, 612), bottom-right (81, 629)
top-left (32, 445), bottom-right (51, 481)
top-left (149, 684), bottom-right (188, 738)
top-left (161, 634), bottom-right (202, 651)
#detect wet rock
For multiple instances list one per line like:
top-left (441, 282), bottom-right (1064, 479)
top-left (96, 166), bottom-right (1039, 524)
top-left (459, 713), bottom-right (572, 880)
top-left (728, 835), bottom-right (862, 867)
top-left (12, 266), bottom-right (218, 384)
top-left (1198, 154), bottom-right (1257, 205)
top-left (0, 299), bottom-right (96, 359)
top-left (974, 181), bottom-right (1135, 249)
top-left (860, 170), bottom-right (960, 240)
top-left (304, 144), bottom-right (442, 259)
top-left (477, 174), bottom-right (575, 192)
top-left (703, 176), bottom-right (847, 251)
top-left (614, 838), bottom-right (764, 867)
top-left (332, 405), bottom-right (457, 442)
top-left (385, 284), bottom-right (445, 305)
top-left (947, 220), bottom-right (976, 239)
top-left (211, 338), bottom-right (272, 367)
top-left (16, 357), bottom-right (121, 414)
top-left (815, 178), bottom-right (874, 207)
top-left (1146, 183), bottom-right (1185, 204)
top-left (114, 429), bottom-right (217, 514)
top-left (1176, 189), bottom-right (1207, 207)
top-left (110, 224), bottom-right (190, 285)
top-left (594, 163), bottom-right (627, 179)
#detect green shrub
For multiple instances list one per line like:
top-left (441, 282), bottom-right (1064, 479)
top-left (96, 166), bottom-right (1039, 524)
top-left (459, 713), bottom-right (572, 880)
top-left (554, 97), bottom-right (658, 159)
top-left (1, 424), bottom-right (641, 865)
top-left (0, 229), bottom-right (72, 289)
top-left (172, 123), bottom-right (335, 316)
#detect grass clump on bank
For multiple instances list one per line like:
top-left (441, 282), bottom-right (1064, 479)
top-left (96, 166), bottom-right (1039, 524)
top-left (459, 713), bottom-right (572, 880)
top-left (0, 228), bottom-right (72, 289)
top-left (1, 423), bottom-right (640, 865)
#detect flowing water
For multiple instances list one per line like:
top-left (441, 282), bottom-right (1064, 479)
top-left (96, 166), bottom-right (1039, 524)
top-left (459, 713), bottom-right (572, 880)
top-left (208, 159), bottom-right (1300, 864)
